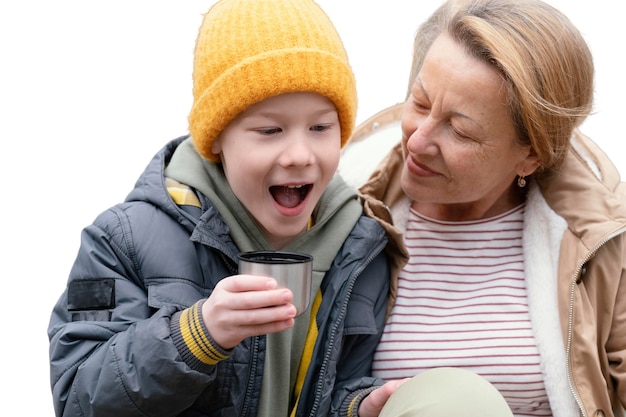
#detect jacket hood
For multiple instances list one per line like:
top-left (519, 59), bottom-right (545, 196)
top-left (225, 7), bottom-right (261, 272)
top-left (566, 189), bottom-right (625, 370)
top-left (124, 136), bottom-right (365, 265)
top-left (124, 136), bottom-right (194, 227)
top-left (537, 131), bottom-right (626, 251)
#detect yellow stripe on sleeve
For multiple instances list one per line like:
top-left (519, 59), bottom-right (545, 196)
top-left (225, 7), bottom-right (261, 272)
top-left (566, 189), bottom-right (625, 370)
top-left (179, 302), bottom-right (228, 365)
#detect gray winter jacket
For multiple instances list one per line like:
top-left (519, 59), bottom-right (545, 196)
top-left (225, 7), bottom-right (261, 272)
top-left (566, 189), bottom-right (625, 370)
top-left (48, 136), bottom-right (391, 417)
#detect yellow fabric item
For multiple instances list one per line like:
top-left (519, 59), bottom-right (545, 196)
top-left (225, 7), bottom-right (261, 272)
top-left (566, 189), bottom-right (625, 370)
top-left (179, 301), bottom-right (228, 365)
top-left (289, 289), bottom-right (322, 417)
top-left (347, 395), bottom-right (361, 417)
top-left (188, 0), bottom-right (357, 162)
top-left (165, 177), bottom-right (201, 208)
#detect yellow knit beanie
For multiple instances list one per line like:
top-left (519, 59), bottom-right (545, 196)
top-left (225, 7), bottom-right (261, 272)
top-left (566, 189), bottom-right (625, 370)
top-left (188, 0), bottom-right (357, 162)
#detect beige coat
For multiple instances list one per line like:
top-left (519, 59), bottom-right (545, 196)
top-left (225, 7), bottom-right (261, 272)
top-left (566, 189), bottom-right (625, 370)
top-left (345, 104), bottom-right (626, 417)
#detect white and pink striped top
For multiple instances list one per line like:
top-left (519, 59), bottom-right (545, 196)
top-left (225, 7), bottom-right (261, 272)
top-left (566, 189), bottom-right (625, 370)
top-left (372, 204), bottom-right (552, 416)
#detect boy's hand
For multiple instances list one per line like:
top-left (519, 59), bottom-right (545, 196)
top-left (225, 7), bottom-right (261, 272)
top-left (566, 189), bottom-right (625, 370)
top-left (358, 379), bottom-right (410, 417)
top-left (201, 275), bottom-right (297, 349)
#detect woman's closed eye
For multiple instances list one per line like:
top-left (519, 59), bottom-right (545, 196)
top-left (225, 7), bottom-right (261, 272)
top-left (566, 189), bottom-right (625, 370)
top-left (451, 126), bottom-right (472, 140)
top-left (411, 99), bottom-right (430, 114)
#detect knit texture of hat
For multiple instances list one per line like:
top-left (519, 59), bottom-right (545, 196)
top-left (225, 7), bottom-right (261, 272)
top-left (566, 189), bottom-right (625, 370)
top-left (188, 0), bottom-right (357, 162)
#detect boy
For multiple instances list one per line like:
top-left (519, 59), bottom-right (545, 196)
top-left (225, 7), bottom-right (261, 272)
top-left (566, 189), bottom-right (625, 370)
top-left (48, 1), bottom-right (395, 416)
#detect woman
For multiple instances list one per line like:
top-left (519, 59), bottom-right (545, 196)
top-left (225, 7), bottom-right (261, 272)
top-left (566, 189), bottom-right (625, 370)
top-left (352, 0), bottom-right (626, 416)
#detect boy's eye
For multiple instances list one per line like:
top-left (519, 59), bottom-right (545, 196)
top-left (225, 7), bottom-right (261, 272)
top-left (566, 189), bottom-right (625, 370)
top-left (310, 124), bottom-right (330, 132)
top-left (258, 127), bottom-right (282, 135)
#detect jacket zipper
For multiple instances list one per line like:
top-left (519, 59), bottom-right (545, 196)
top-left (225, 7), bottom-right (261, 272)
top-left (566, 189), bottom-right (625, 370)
top-left (566, 226), bottom-right (626, 417)
top-left (307, 238), bottom-right (387, 417)
top-left (241, 335), bottom-right (260, 417)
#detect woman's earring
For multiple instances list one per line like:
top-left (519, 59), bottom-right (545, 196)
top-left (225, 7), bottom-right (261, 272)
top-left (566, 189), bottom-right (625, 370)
top-left (517, 175), bottom-right (527, 188)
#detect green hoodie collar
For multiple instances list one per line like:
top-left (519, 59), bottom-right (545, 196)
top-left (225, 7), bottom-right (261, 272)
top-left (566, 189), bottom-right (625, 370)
top-left (164, 137), bottom-right (362, 272)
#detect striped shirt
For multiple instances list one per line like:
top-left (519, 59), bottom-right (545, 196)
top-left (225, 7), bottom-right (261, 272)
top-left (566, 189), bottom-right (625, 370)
top-left (372, 204), bottom-right (552, 416)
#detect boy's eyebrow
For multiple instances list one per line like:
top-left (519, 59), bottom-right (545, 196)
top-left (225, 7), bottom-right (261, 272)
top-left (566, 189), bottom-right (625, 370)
top-left (252, 106), bottom-right (338, 118)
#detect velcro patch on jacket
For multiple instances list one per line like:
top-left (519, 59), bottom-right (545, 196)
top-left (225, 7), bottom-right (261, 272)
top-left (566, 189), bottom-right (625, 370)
top-left (71, 310), bottom-right (112, 322)
top-left (67, 279), bottom-right (115, 311)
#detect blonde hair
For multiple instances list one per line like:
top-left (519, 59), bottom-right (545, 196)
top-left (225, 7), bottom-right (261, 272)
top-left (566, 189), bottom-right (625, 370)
top-left (407, 0), bottom-right (594, 173)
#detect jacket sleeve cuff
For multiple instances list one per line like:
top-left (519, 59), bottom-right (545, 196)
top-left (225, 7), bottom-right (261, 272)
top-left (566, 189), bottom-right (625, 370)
top-left (171, 299), bottom-right (232, 373)
top-left (341, 386), bottom-right (378, 417)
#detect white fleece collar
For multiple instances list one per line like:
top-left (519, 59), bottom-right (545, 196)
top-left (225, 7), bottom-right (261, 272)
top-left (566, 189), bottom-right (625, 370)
top-left (523, 184), bottom-right (579, 417)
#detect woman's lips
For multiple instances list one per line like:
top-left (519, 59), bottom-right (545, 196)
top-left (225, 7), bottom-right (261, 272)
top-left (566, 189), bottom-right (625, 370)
top-left (406, 155), bottom-right (440, 177)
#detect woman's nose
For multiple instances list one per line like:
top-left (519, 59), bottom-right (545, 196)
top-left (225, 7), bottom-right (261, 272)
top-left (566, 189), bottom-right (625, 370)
top-left (405, 116), bottom-right (439, 154)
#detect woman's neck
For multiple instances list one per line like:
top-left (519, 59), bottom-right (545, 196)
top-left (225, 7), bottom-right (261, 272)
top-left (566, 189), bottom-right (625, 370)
top-left (411, 185), bottom-right (527, 222)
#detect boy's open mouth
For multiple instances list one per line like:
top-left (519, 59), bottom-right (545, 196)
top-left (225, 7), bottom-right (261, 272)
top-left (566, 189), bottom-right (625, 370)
top-left (269, 184), bottom-right (312, 208)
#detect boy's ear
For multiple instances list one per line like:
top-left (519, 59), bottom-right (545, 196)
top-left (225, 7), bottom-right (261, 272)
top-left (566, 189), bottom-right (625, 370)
top-left (211, 138), bottom-right (222, 156)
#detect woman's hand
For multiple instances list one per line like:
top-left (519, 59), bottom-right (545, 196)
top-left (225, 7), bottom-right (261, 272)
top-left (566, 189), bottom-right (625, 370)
top-left (359, 379), bottom-right (410, 417)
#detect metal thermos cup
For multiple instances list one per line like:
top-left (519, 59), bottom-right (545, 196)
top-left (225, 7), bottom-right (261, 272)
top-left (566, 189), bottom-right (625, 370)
top-left (238, 250), bottom-right (313, 317)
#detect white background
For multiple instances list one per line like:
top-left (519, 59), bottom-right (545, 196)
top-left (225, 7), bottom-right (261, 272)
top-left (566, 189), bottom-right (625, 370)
top-left (1, 1), bottom-right (622, 415)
